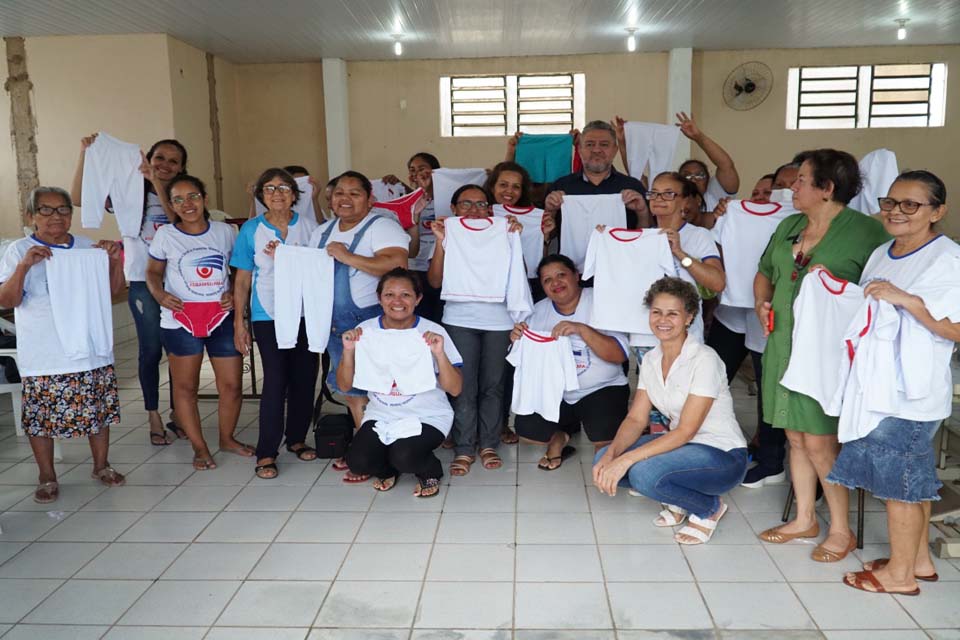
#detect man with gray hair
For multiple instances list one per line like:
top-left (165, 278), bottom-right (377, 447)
top-left (543, 120), bottom-right (650, 252)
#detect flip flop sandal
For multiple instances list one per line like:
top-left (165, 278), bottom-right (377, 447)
top-left (332, 458), bottom-right (350, 471)
top-left (479, 448), bottom-right (503, 470)
top-left (150, 430), bottom-right (172, 446)
top-left (192, 457), bottom-right (217, 471)
top-left (255, 462), bottom-right (278, 479)
top-left (33, 481), bottom-right (59, 504)
top-left (373, 476), bottom-right (398, 492)
top-left (500, 428), bottom-right (519, 444)
top-left (415, 478), bottom-right (441, 498)
top-left (91, 466), bottom-right (126, 486)
top-left (450, 455), bottom-right (475, 476)
top-left (220, 443), bottom-right (255, 457)
top-left (537, 445), bottom-right (577, 471)
top-left (653, 504), bottom-right (688, 527)
top-left (166, 422), bottom-right (188, 440)
top-left (843, 569), bottom-right (920, 596)
top-left (863, 558), bottom-right (939, 582)
top-left (675, 503), bottom-right (728, 545)
top-left (286, 444), bottom-right (318, 461)
top-left (342, 472), bottom-right (371, 483)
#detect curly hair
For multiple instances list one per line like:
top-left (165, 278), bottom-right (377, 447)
top-left (643, 276), bottom-right (701, 319)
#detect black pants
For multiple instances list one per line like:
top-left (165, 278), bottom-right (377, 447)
top-left (252, 319), bottom-right (320, 460)
top-left (346, 421), bottom-right (446, 481)
top-left (706, 320), bottom-right (785, 472)
top-left (413, 271), bottom-right (443, 324)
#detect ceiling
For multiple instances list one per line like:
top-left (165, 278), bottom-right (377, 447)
top-left (0, 0), bottom-right (958, 64)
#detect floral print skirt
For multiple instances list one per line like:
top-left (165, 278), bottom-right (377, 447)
top-left (22, 365), bottom-right (121, 438)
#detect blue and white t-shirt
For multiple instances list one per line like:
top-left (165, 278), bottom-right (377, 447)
top-left (230, 213), bottom-right (315, 321)
top-left (149, 221), bottom-right (236, 330)
top-left (122, 191), bottom-right (169, 282)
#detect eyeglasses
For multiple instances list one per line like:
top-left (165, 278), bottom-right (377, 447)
top-left (171, 192), bottom-right (203, 206)
top-left (877, 197), bottom-right (935, 215)
top-left (682, 172), bottom-right (707, 181)
top-left (456, 200), bottom-right (489, 211)
top-left (263, 185), bottom-right (293, 195)
top-left (646, 191), bottom-right (679, 202)
top-left (35, 205), bottom-right (73, 217)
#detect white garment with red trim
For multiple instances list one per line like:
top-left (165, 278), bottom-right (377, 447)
top-left (780, 269), bottom-right (864, 413)
top-left (505, 328), bottom-right (579, 422)
top-left (371, 179), bottom-right (408, 203)
top-left (712, 199), bottom-right (795, 308)
top-left (559, 194), bottom-right (627, 272)
top-left (492, 204), bottom-right (545, 279)
top-left (439, 216), bottom-right (533, 322)
top-left (353, 327), bottom-right (438, 396)
top-left (581, 227), bottom-right (673, 336)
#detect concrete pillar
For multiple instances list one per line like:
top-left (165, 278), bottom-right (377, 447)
top-left (322, 58), bottom-right (351, 176)
top-left (667, 47), bottom-right (693, 164)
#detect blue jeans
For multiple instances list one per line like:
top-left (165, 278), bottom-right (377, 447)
top-left (127, 281), bottom-right (163, 411)
top-left (632, 347), bottom-right (668, 428)
top-left (595, 434), bottom-right (748, 518)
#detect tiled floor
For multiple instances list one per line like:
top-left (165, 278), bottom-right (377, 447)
top-left (0, 305), bottom-right (959, 639)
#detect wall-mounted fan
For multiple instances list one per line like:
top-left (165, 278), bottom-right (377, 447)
top-left (723, 61), bottom-right (773, 111)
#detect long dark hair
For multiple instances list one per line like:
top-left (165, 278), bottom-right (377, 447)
top-left (484, 161), bottom-right (533, 207)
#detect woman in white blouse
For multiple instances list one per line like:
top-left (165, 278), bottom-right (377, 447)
top-left (593, 277), bottom-right (748, 544)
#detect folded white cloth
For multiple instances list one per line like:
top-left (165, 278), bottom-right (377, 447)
top-left (373, 417), bottom-right (423, 445)
top-left (354, 328), bottom-right (437, 395)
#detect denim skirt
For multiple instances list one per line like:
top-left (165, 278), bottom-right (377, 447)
top-left (828, 416), bottom-right (942, 503)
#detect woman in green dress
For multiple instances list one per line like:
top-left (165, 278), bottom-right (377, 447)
top-left (753, 149), bottom-right (889, 562)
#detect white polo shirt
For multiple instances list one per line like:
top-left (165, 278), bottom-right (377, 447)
top-left (638, 335), bottom-right (747, 452)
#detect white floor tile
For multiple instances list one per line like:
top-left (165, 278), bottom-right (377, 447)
top-left (517, 484), bottom-right (590, 513)
top-left (586, 488), bottom-right (663, 514)
top-left (55, 462), bottom-right (137, 486)
top-left (12, 484), bottom-right (106, 512)
top-left (356, 511), bottom-right (440, 543)
top-left (0, 578), bottom-right (64, 623)
top-left (515, 582), bottom-right (612, 629)
top-left (103, 628), bottom-right (208, 640)
top-left (516, 512), bottom-right (595, 544)
top-left (0, 486), bottom-right (33, 511)
top-left (894, 580), bottom-right (960, 628)
top-left (700, 582), bottom-right (816, 630)
top-left (607, 582), bottom-right (713, 630)
top-left (516, 544), bottom-right (604, 582)
top-left (1, 624), bottom-right (109, 639)
top-left (81, 485), bottom-right (173, 511)
top-left (0, 542), bottom-right (107, 578)
top-left (249, 543), bottom-right (349, 580)
top-left (276, 512), bottom-right (365, 543)
top-left (117, 511), bottom-right (216, 542)
top-left (40, 510), bottom-right (142, 542)
top-left (416, 581), bottom-right (513, 629)
top-left (598, 544), bottom-right (693, 582)
top-left (443, 486), bottom-right (517, 513)
top-left (338, 542), bottom-right (432, 581)
top-left (207, 629), bottom-right (311, 640)
top-left (0, 462), bottom-right (75, 484)
top-left (118, 579), bottom-right (241, 626)
top-left (299, 486), bottom-right (376, 511)
top-left (197, 511), bottom-right (290, 543)
top-left (766, 543), bottom-right (863, 581)
top-left (76, 542), bottom-right (187, 579)
top-left (308, 630), bottom-right (408, 640)
top-left (412, 631), bottom-right (511, 640)
top-left (369, 476), bottom-right (446, 512)
top-left (591, 511), bottom-right (680, 545)
top-left (517, 461), bottom-right (584, 485)
top-left (682, 544), bottom-right (784, 582)
top-left (516, 632), bottom-right (615, 640)
top-left (162, 542), bottom-right (267, 580)
top-left (435, 512), bottom-right (515, 544)
top-left (315, 581), bottom-right (420, 628)
top-left (152, 485), bottom-right (241, 511)
top-left (226, 484), bottom-right (310, 511)
top-left (0, 542), bottom-right (27, 565)
top-left (729, 484), bottom-right (792, 512)
top-left (121, 463), bottom-right (196, 485)
top-left (792, 582), bottom-right (918, 630)
top-left (23, 578), bottom-right (151, 624)
top-left (822, 631), bottom-right (930, 640)
top-left (427, 543), bottom-right (515, 581)
top-left (182, 461), bottom-right (254, 485)
top-left (217, 580), bottom-right (329, 627)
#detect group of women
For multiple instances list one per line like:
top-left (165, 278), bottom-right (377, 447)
top-left (2, 114), bottom-right (955, 597)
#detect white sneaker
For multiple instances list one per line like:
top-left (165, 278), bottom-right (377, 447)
top-left (628, 489), bottom-right (642, 497)
top-left (740, 469), bottom-right (787, 489)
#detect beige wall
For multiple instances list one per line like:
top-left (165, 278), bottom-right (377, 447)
top-left (166, 36), bottom-right (215, 210)
top-left (348, 52), bottom-right (668, 177)
top-left (692, 45), bottom-right (960, 235)
top-left (24, 34), bottom-right (175, 239)
top-left (233, 63), bottom-right (329, 203)
top-left (0, 39), bottom-right (20, 233)
top-left (214, 56), bottom-right (246, 217)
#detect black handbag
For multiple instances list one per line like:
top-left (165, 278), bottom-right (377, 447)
top-left (313, 413), bottom-right (354, 459)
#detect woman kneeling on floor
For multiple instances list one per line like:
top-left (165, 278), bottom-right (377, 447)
top-left (593, 277), bottom-right (748, 544)
top-left (337, 268), bottom-right (463, 497)
top-left (511, 254), bottom-right (630, 470)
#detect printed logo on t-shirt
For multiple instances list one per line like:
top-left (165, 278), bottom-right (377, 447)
top-left (142, 205), bottom-right (168, 243)
top-left (571, 338), bottom-right (590, 376)
top-left (178, 248), bottom-right (227, 296)
top-left (370, 382), bottom-right (415, 407)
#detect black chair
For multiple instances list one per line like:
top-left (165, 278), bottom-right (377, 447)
top-left (781, 484), bottom-right (865, 549)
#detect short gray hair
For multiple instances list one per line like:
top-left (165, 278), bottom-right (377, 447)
top-left (581, 120), bottom-right (617, 142)
top-left (25, 186), bottom-right (72, 216)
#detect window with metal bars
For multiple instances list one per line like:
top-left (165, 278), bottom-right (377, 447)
top-left (440, 73), bottom-right (586, 137)
top-left (786, 63), bottom-right (947, 130)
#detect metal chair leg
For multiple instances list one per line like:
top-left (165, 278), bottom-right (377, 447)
top-left (856, 487), bottom-right (865, 549)
top-left (782, 484), bottom-right (794, 522)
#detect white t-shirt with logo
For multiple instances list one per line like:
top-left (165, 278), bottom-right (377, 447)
top-left (492, 204), bottom-right (545, 279)
top-left (148, 221), bottom-right (237, 330)
top-left (123, 191), bottom-right (169, 282)
top-left (358, 316), bottom-right (463, 436)
top-left (310, 215), bottom-right (410, 308)
top-left (409, 200), bottom-right (436, 272)
top-left (526, 288), bottom-right (629, 404)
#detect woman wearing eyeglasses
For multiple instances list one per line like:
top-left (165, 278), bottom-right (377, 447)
top-left (147, 175), bottom-right (246, 470)
top-left (231, 168), bottom-right (322, 479)
top-left (754, 149), bottom-right (888, 562)
top-left (827, 170), bottom-right (957, 595)
top-left (675, 112), bottom-right (740, 222)
top-left (0, 187), bottom-right (126, 504)
top-left (428, 184), bottom-right (525, 475)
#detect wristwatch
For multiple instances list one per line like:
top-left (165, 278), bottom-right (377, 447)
top-left (680, 255), bottom-right (694, 269)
